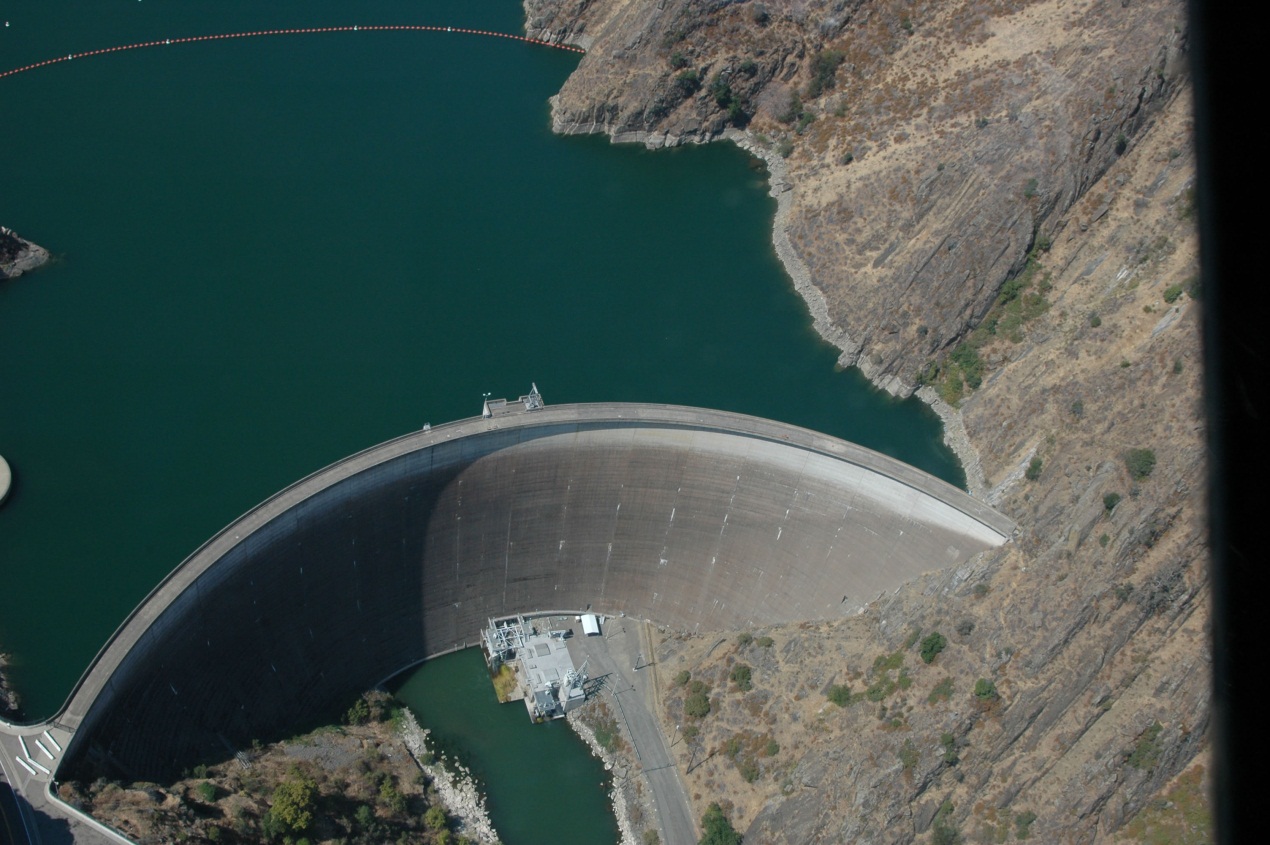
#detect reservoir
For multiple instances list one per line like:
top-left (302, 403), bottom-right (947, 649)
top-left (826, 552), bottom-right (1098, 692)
top-left (0, 0), bottom-right (959, 838)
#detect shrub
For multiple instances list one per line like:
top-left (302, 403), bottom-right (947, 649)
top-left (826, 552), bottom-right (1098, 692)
top-left (932, 801), bottom-right (959, 845)
top-left (919, 632), bottom-right (948, 664)
top-left (1025, 457), bottom-right (1043, 481)
top-left (956, 619), bottom-right (975, 637)
top-left (197, 782), bottom-right (217, 803)
top-left (669, 52), bottom-right (689, 70)
top-left (775, 138), bottom-right (795, 158)
top-left (674, 670), bottom-right (691, 687)
top-left (346, 697), bottom-right (371, 725)
top-left (1099, 533), bottom-right (1110, 548)
top-left (1089, 312), bottom-right (1101, 327)
top-left (928, 677), bottom-right (955, 705)
top-left (1024, 178), bottom-right (1039, 198)
top-left (673, 70), bottom-right (700, 96)
top-left (736, 632), bottom-right (753, 647)
top-left (1103, 492), bottom-right (1122, 513)
top-left (1124, 448), bottom-right (1157, 480)
top-left (940, 732), bottom-right (960, 765)
top-left (730, 663), bottom-right (753, 691)
top-left (898, 739), bottom-right (919, 771)
top-left (778, 93), bottom-right (803, 124)
top-left (974, 678), bottom-right (999, 701)
top-left (644, 830), bottom-right (662, 845)
top-left (1162, 283), bottom-right (1184, 303)
top-left (806, 49), bottom-right (846, 97)
top-left (757, 635), bottom-right (774, 648)
top-left (1016, 811), bottom-right (1037, 839)
top-left (950, 343), bottom-right (985, 389)
top-left (709, 75), bottom-right (734, 108)
top-left (738, 59), bottom-right (758, 77)
top-left (192, 764), bottom-right (209, 779)
top-left (827, 684), bottom-right (853, 707)
top-left (1127, 721), bottom-right (1164, 770)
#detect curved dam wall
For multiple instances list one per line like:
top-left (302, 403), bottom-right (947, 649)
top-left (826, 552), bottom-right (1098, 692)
top-left (56, 404), bottom-right (1013, 781)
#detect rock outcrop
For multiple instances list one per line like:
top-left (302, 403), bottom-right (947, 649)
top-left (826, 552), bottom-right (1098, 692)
top-left (0, 651), bottom-right (20, 719)
top-left (523, 0), bottom-right (1206, 841)
top-left (0, 226), bottom-right (49, 280)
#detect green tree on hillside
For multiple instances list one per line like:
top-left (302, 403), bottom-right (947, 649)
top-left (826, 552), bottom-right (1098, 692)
top-left (270, 771), bottom-right (316, 833)
top-left (699, 802), bottom-right (742, 845)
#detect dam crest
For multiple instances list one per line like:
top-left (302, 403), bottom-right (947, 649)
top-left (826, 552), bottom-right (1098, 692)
top-left (3, 400), bottom-right (1012, 797)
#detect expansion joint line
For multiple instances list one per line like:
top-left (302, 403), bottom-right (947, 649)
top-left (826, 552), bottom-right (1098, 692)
top-left (0, 24), bottom-right (585, 80)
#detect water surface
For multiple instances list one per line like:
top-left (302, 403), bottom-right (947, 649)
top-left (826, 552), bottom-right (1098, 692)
top-left (0, 0), bottom-right (959, 719)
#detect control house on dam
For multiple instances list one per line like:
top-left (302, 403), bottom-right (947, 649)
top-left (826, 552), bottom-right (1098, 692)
top-left (19, 393), bottom-right (1015, 785)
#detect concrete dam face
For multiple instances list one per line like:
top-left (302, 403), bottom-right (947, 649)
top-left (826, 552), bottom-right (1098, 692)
top-left (58, 404), bottom-right (1012, 781)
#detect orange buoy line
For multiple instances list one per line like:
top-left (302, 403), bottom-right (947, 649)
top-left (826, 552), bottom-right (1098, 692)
top-left (0, 24), bottom-right (585, 80)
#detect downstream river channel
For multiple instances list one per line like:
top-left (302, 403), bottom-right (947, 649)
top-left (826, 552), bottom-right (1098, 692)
top-left (0, 1), bottom-right (959, 840)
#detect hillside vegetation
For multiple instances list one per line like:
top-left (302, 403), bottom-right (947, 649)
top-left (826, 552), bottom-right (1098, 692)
top-left (525, 0), bottom-right (1205, 841)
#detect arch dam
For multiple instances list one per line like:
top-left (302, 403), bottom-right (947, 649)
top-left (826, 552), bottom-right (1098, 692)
top-left (1, 401), bottom-right (1013, 825)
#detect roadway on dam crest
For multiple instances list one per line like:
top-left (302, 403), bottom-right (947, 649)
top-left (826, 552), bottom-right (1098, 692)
top-left (1, 401), bottom-right (1013, 842)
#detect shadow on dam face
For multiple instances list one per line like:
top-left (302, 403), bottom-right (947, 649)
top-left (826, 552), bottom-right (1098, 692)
top-left (54, 404), bottom-right (1013, 782)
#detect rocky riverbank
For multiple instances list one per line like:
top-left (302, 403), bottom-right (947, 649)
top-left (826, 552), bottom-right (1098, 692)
top-left (397, 708), bottom-right (502, 845)
top-left (568, 701), bottom-right (643, 845)
top-left (0, 227), bottom-right (49, 280)
top-left (0, 651), bottom-right (21, 720)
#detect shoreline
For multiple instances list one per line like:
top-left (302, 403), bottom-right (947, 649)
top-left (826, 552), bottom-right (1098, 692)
top-left (548, 119), bottom-right (989, 497)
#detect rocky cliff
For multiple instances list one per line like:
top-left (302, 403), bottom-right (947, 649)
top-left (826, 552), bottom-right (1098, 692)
top-left (524, 0), bottom-right (1206, 842)
top-left (0, 226), bottom-right (49, 280)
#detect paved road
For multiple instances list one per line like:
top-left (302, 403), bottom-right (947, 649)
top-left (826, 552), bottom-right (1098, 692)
top-left (0, 726), bottom-right (131, 845)
top-left (568, 619), bottom-right (698, 845)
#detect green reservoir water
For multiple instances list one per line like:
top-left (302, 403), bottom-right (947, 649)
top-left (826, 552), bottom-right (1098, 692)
top-left (394, 649), bottom-right (618, 845)
top-left (1, 0), bottom-right (958, 838)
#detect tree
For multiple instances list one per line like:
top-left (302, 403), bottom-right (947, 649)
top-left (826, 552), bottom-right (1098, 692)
top-left (1124, 448), bottom-right (1157, 480)
top-left (698, 802), bottom-right (742, 845)
top-left (685, 691), bottom-right (711, 718)
top-left (425, 804), bottom-right (449, 831)
top-left (919, 632), bottom-right (948, 664)
top-left (270, 772), bottom-right (316, 834)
